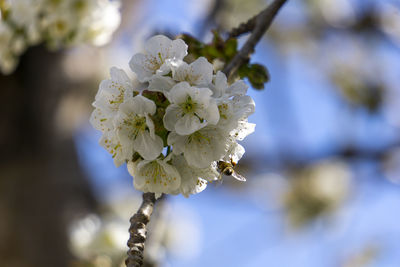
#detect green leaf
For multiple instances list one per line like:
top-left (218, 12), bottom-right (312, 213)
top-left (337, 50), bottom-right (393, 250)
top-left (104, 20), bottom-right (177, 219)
top-left (247, 63), bottom-right (270, 90)
top-left (237, 63), bottom-right (270, 89)
top-left (224, 38), bottom-right (238, 60)
top-left (237, 64), bottom-right (252, 78)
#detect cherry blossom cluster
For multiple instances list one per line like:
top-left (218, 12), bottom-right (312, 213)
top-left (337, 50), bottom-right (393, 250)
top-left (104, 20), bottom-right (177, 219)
top-left (90, 35), bottom-right (255, 197)
top-left (0, 0), bottom-right (120, 74)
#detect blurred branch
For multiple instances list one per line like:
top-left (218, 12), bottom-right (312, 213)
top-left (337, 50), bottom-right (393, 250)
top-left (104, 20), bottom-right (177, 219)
top-left (223, 0), bottom-right (288, 78)
top-left (228, 13), bottom-right (258, 39)
top-left (198, 0), bottom-right (226, 38)
top-left (250, 141), bottom-right (400, 171)
top-left (335, 142), bottom-right (400, 161)
top-left (126, 193), bottom-right (157, 267)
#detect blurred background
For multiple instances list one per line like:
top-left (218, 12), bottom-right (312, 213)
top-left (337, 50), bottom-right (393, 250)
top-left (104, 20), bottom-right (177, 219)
top-left (1, 0), bottom-right (400, 266)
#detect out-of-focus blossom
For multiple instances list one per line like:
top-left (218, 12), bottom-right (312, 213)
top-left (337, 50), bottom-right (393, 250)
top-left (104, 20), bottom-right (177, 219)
top-left (284, 160), bottom-right (351, 227)
top-left (0, 0), bottom-right (121, 74)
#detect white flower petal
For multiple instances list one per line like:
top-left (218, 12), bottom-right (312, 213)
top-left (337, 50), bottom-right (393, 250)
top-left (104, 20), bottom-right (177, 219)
top-left (192, 87), bottom-right (213, 107)
top-left (157, 62), bottom-right (172, 76)
top-left (169, 38), bottom-right (188, 60)
top-left (172, 57), bottom-right (212, 86)
top-left (184, 148), bottom-right (213, 169)
top-left (233, 95), bottom-right (256, 119)
top-left (215, 71), bottom-right (228, 89)
top-left (129, 158), bottom-right (181, 195)
top-left (148, 75), bottom-right (176, 93)
top-left (233, 121), bottom-right (256, 141)
top-left (175, 113), bottom-right (203, 135)
top-left (163, 104), bottom-right (184, 131)
top-left (93, 67), bottom-right (135, 113)
top-left (203, 98), bottom-right (219, 125)
top-left (100, 133), bottom-right (131, 167)
top-left (182, 127), bottom-right (228, 168)
top-left (167, 132), bottom-right (185, 155)
top-left (110, 66), bottom-right (131, 84)
top-left (167, 82), bottom-right (192, 103)
top-left (145, 113), bottom-right (156, 139)
top-left (121, 95), bottom-right (156, 116)
top-left (189, 57), bottom-right (213, 86)
top-left (145, 35), bottom-right (173, 59)
top-left (172, 155), bottom-right (218, 197)
top-left (172, 61), bottom-right (190, 81)
top-left (115, 114), bottom-right (135, 150)
top-left (223, 142), bottom-right (245, 163)
top-left (226, 80), bottom-right (248, 96)
top-left (129, 53), bottom-right (153, 82)
top-left (212, 71), bottom-right (228, 98)
top-left (133, 131), bottom-right (163, 160)
top-left (127, 160), bottom-right (139, 178)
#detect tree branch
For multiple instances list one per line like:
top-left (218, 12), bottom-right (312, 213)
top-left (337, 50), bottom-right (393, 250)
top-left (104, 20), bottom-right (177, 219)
top-left (125, 192), bottom-right (157, 267)
top-left (198, 0), bottom-right (226, 38)
top-left (223, 0), bottom-right (288, 78)
top-left (228, 14), bottom-right (258, 39)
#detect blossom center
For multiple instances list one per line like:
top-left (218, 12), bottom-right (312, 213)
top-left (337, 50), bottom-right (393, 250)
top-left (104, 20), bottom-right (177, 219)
top-left (124, 115), bottom-right (147, 138)
top-left (142, 161), bottom-right (176, 186)
top-left (188, 131), bottom-right (211, 145)
top-left (218, 103), bottom-right (229, 120)
top-left (55, 20), bottom-right (68, 34)
top-left (108, 82), bottom-right (125, 109)
top-left (181, 96), bottom-right (196, 113)
top-left (133, 116), bottom-right (146, 129)
top-left (73, 0), bottom-right (88, 13)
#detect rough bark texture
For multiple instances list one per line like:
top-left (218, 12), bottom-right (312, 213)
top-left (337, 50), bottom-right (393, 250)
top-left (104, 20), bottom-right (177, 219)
top-left (125, 193), bottom-right (157, 267)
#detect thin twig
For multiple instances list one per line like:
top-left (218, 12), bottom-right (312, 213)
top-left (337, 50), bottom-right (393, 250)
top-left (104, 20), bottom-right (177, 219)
top-left (223, 0), bottom-right (288, 78)
top-left (228, 14), bottom-right (258, 39)
top-left (125, 192), bottom-right (157, 267)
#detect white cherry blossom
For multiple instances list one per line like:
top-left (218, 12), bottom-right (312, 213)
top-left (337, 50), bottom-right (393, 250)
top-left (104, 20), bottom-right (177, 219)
top-left (90, 67), bottom-right (136, 133)
top-left (211, 71), bottom-right (248, 99)
top-left (93, 67), bottom-right (135, 112)
top-left (168, 126), bottom-right (228, 168)
top-left (232, 120), bottom-right (256, 141)
top-left (217, 95), bottom-right (255, 131)
top-left (171, 57), bottom-right (213, 86)
top-left (163, 82), bottom-right (219, 135)
top-left (99, 132), bottom-right (131, 167)
top-left (172, 155), bottom-right (219, 197)
top-left (129, 35), bottom-right (188, 82)
top-left (127, 157), bottom-right (181, 196)
top-left (115, 95), bottom-right (163, 161)
top-left (90, 107), bottom-right (114, 133)
top-left (222, 141), bottom-right (245, 164)
top-left (81, 0), bottom-right (121, 46)
top-left (147, 75), bottom-right (176, 93)
top-left (0, 0), bottom-right (121, 75)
